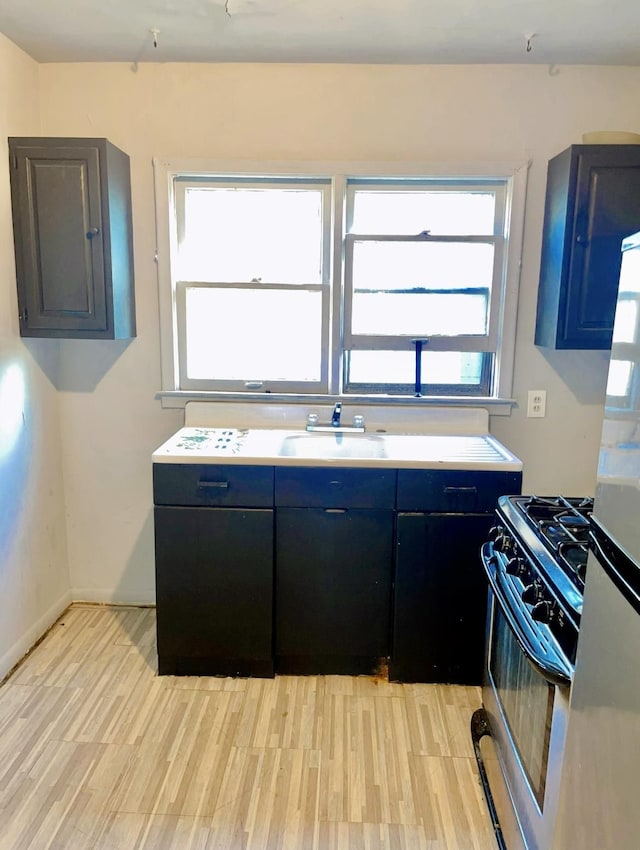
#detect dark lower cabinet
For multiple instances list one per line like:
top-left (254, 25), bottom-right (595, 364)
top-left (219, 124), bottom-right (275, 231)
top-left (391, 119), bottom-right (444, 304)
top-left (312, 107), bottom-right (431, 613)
top-left (275, 507), bottom-right (394, 675)
top-left (152, 461), bottom-right (521, 684)
top-left (390, 512), bottom-right (494, 685)
top-left (154, 505), bottom-right (274, 677)
top-left (390, 468), bottom-right (522, 685)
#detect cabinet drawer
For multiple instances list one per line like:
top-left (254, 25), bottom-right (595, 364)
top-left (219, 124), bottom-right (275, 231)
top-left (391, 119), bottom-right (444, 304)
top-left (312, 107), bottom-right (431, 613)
top-left (397, 469), bottom-right (521, 513)
top-left (275, 467), bottom-right (396, 509)
top-left (153, 464), bottom-right (274, 507)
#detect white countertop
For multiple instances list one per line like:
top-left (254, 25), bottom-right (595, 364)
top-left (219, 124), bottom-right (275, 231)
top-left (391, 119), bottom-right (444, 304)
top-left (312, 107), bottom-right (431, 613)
top-left (153, 402), bottom-right (522, 471)
top-left (152, 425), bottom-right (522, 471)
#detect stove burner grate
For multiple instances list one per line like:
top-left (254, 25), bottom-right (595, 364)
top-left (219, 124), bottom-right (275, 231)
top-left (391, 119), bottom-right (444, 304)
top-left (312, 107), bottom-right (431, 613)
top-left (515, 495), bottom-right (594, 588)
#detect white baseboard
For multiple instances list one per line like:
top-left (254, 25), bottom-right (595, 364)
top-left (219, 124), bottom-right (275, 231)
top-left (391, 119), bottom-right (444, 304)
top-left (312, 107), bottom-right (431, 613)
top-left (0, 589), bottom-right (73, 681)
top-left (70, 587), bottom-right (155, 606)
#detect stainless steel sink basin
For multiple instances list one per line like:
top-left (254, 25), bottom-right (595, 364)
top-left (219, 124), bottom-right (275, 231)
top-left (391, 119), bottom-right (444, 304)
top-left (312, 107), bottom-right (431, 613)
top-left (279, 432), bottom-right (387, 459)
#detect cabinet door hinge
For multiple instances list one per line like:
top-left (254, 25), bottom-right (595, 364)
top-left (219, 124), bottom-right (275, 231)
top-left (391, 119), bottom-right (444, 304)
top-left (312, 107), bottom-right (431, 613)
top-left (11, 155), bottom-right (18, 169)
top-left (19, 307), bottom-right (28, 323)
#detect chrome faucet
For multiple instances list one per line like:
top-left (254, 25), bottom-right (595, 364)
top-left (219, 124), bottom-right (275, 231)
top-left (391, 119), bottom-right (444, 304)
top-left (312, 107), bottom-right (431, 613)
top-left (306, 404), bottom-right (365, 433)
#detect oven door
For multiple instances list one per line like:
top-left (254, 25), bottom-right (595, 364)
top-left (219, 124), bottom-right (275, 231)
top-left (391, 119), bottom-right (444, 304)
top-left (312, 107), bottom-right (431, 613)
top-left (480, 544), bottom-right (571, 850)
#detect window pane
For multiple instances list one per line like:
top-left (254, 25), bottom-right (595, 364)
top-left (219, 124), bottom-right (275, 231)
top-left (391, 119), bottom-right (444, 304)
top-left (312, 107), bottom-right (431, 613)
top-left (615, 249), bottom-right (640, 343)
top-left (185, 288), bottom-right (322, 381)
top-left (352, 292), bottom-right (488, 335)
top-left (351, 240), bottom-right (493, 336)
top-left (352, 240), bottom-right (494, 290)
top-left (179, 186), bottom-right (325, 283)
top-left (348, 350), bottom-right (486, 387)
top-left (612, 298), bottom-right (638, 344)
top-left (351, 190), bottom-right (496, 235)
top-left (606, 359), bottom-right (633, 400)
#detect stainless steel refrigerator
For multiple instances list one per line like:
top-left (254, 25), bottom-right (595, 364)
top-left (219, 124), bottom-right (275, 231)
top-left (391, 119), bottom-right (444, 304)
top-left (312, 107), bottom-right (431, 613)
top-left (552, 232), bottom-right (640, 850)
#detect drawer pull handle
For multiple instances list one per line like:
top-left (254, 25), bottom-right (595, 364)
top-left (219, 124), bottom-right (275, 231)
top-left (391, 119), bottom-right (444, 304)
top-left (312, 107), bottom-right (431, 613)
top-left (443, 486), bottom-right (477, 495)
top-left (198, 480), bottom-right (230, 490)
top-left (329, 480), bottom-right (343, 488)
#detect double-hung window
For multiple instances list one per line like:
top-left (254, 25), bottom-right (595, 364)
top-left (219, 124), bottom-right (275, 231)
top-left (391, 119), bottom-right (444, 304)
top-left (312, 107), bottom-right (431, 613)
top-left (343, 179), bottom-right (506, 396)
top-left (173, 176), bottom-right (331, 393)
top-left (155, 161), bottom-right (526, 404)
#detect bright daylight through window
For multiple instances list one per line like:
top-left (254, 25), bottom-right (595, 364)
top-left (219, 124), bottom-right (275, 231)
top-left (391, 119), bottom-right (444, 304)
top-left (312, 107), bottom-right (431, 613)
top-left (156, 162), bottom-right (525, 402)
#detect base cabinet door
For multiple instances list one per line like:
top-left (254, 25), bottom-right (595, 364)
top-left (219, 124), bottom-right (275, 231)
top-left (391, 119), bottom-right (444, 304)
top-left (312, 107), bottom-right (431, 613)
top-left (275, 508), bottom-right (394, 675)
top-left (390, 512), bottom-right (494, 685)
top-left (154, 505), bottom-right (274, 677)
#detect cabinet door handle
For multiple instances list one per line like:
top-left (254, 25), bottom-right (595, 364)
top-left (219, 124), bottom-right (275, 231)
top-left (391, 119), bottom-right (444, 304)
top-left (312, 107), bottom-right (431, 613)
top-left (198, 480), bottom-right (229, 490)
top-left (443, 486), bottom-right (477, 495)
top-left (86, 226), bottom-right (100, 239)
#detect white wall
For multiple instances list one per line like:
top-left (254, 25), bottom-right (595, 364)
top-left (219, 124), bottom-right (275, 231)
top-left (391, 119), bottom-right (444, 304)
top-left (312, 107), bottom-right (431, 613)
top-left (29, 61), bottom-right (640, 603)
top-left (0, 34), bottom-right (71, 677)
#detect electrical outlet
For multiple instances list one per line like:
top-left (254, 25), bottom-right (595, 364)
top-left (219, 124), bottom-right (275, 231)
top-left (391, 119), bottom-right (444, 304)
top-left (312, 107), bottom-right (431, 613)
top-left (527, 390), bottom-right (547, 418)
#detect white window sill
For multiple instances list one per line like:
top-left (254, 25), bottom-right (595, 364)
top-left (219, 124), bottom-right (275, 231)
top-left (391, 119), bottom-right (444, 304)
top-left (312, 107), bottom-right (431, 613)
top-left (156, 390), bottom-right (516, 417)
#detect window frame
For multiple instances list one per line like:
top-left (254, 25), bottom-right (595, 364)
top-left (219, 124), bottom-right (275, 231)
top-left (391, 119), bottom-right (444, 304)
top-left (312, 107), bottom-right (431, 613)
top-left (342, 178), bottom-right (508, 396)
top-left (153, 158), bottom-right (529, 411)
top-left (172, 175), bottom-right (333, 394)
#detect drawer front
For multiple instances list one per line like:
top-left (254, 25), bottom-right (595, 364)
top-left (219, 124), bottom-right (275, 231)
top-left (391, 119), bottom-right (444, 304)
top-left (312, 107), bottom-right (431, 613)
top-left (275, 467), bottom-right (397, 509)
top-left (153, 464), bottom-right (274, 507)
top-left (396, 469), bottom-right (522, 513)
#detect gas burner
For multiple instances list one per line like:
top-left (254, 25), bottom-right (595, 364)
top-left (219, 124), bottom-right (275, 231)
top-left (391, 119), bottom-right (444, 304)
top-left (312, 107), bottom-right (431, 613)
top-left (511, 494), bottom-right (594, 591)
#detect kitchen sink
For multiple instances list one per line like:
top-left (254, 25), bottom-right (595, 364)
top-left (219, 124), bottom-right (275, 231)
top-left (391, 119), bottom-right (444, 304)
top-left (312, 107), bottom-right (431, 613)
top-left (278, 432), bottom-right (388, 459)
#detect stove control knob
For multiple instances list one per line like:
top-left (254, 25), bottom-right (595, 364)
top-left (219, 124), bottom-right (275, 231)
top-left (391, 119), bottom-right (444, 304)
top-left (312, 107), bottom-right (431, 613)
top-left (488, 525), bottom-right (504, 543)
top-left (522, 583), bottom-right (544, 605)
top-left (491, 529), bottom-right (513, 553)
top-left (531, 600), bottom-right (555, 624)
top-left (505, 556), bottom-right (526, 577)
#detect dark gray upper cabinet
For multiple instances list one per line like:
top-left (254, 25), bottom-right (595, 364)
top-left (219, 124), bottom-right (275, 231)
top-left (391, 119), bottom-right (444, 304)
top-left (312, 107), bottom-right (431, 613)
top-left (8, 137), bottom-right (136, 339)
top-left (535, 144), bottom-right (640, 350)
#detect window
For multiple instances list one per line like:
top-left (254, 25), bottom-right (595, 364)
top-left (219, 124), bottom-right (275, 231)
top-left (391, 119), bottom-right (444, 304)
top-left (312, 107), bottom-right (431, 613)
top-left (173, 177), bottom-right (331, 393)
top-left (607, 243), bottom-right (640, 409)
top-left (344, 180), bottom-right (505, 395)
top-left (154, 160), bottom-right (527, 404)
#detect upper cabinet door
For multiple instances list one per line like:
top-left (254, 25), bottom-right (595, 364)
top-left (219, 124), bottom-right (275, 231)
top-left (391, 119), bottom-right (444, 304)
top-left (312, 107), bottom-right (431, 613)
top-left (535, 145), bottom-right (640, 350)
top-left (8, 137), bottom-right (136, 339)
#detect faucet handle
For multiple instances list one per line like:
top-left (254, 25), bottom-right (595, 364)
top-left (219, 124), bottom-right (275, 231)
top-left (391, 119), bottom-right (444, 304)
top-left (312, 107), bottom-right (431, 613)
top-left (307, 413), bottom-right (319, 426)
top-left (353, 414), bottom-right (365, 429)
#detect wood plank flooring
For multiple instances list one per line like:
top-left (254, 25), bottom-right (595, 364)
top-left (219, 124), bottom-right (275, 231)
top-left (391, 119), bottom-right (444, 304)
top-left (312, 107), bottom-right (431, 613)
top-left (0, 605), bottom-right (497, 850)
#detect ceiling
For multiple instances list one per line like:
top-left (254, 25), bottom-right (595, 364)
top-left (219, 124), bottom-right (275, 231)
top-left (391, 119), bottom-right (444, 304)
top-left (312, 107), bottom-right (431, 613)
top-left (0, 0), bottom-right (639, 66)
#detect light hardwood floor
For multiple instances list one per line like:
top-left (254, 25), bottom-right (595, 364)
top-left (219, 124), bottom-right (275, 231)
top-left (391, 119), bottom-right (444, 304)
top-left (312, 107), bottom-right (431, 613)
top-left (0, 605), bottom-right (497, 850)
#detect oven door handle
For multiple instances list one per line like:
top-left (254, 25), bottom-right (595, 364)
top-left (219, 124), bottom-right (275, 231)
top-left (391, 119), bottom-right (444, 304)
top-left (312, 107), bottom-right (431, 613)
top-left (481, 543), bottom-right (573, 687)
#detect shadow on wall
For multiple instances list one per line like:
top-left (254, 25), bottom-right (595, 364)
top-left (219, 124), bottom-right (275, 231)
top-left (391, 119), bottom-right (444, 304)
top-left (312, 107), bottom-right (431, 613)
top-left (0, 360), bottom-right (31, 559)
top-left (538, 347), bottom-right (610, 405)
top-left (25, 338), bottom-right (133, 393)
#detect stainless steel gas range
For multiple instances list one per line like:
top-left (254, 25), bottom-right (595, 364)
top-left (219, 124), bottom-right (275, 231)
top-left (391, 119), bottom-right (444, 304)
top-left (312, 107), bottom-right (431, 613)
top-left (472, 495), bottom-right (593, 850)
